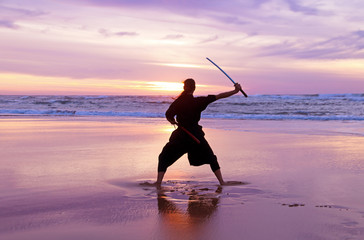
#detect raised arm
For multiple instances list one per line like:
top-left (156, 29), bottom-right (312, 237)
top-left (216, 83), bottom-right (242, 100)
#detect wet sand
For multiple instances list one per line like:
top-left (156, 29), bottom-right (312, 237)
top-left (1, 116), bottom-right (364, 240)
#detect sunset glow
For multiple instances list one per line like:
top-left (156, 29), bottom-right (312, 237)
top-left (147, 82), bottom-right (184, 92)
top-left (1, 0), bottom-right (364, 95)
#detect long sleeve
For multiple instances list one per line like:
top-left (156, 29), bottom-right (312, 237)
top-left (165, 103), bottom-right (177, 124)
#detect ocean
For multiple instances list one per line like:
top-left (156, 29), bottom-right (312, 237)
top-left (0, 94), bottom-right (363, 121)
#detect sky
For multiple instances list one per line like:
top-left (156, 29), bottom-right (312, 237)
top-left (0, 0), bottom-right (363, 95)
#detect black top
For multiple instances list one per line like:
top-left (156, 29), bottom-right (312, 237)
top-left (165, 94), bottom-right (216, 129)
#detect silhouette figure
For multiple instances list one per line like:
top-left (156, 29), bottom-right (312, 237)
top-left (155, 78), bottom-right (243, 187)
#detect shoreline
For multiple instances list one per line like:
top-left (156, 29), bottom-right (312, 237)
top-left (1, 114), bottom-right (363, 134)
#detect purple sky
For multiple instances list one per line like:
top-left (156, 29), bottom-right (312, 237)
top-left (0, 0), bottom-right (363, 95)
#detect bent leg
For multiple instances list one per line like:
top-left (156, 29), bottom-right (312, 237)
top-left (158, 141), bottom-right (187, 172)
top-left (156, 140), bottom-right (188, 186)
top-left (187, 137), bottom-right (223, 185)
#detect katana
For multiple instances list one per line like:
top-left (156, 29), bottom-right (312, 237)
top-left (177, 123), bottom-right (200, 144)
top-left (206, 57), bottom-right (248, 97)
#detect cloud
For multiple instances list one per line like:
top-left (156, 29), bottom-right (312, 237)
top-left (98, 28), bottom-right (109, 37)
top-left (99, 28), bottom-right (138, 37)
top-left (355, 30), bottom-right (364, 38)
top-left (199, 35), bottom-right (219, 44)
top-left (208, 15), bottom-right (250, 25)
top-left (0, 5), bottom-right (47, 30)
top-left (79, 0), bottom-right (270, 10)
top-left (260, 31), bottom-right (364, 59)
top-left (60, 0), bottom-right (266, 25)
top-left (115, 31), bottom-right (138, 37)
top-left (0, 5), bottom-right (46, 18)
top-left (284, 0), bottom-right (319, 15)
top-left (162, 34), bottom-right (184, 40)
top-left (0, 19), bottom-right (19, 29)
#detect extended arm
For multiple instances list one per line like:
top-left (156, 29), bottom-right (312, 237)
top-left (216, 83), bottom-right (242, 100)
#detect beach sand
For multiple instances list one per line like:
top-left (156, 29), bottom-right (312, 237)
top-left (1, 116), bottom-right (364, 240)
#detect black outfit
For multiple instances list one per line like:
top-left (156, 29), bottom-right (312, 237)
top-left (158, 94), bottom-right (220, 172)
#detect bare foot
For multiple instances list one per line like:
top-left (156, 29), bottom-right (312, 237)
top-left (221, 181), bottom-right (246, 186)
top-left (139, 181), bottom-right (161, 189)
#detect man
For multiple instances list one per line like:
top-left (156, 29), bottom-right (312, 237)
top-left (156, 78), bottom-right (242, 187)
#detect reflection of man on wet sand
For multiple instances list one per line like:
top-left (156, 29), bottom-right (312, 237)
top-left (157, 186), bottom-right (222, 237)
